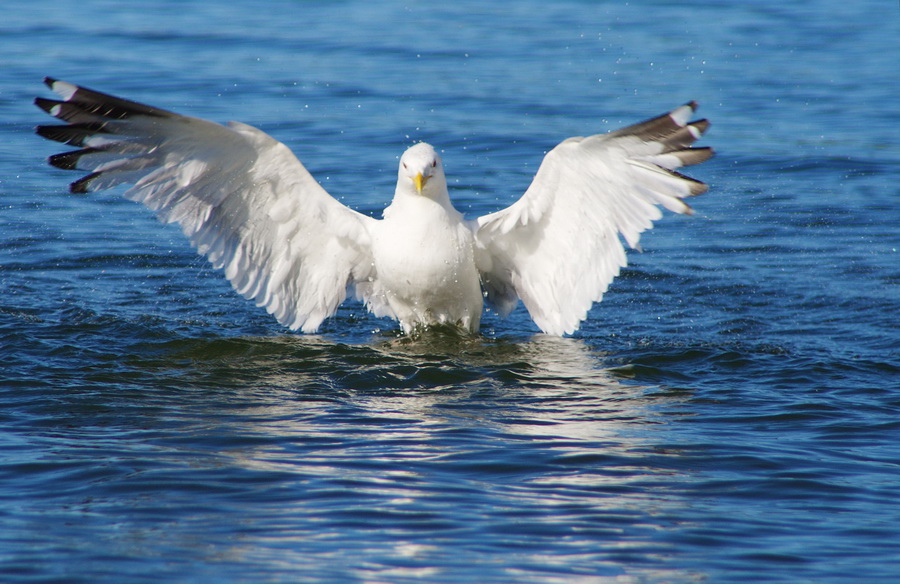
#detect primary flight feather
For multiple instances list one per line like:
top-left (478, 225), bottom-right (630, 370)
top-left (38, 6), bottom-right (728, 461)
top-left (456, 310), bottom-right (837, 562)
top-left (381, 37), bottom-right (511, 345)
top-left (35, 77), bottom-right (713, 336)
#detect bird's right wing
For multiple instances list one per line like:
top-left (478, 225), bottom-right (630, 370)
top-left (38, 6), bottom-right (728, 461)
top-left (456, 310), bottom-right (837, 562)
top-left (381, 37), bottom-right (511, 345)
top-left (36, 78), bottom-right (378, 332)
top-left (474, 102), bottom-right (712, 336)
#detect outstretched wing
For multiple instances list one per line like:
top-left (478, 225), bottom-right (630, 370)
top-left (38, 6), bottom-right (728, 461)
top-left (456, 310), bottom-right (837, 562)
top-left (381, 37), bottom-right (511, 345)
top-left (474, 102), bottom-right (713, 336)
top-left (36, 77), bottom-right (377, 332)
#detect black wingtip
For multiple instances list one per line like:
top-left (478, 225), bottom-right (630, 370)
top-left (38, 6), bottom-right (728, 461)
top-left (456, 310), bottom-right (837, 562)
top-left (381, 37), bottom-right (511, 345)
top-left (34, 96), bottom-right (59, 115)
top-left (48, 149), bottom-right (97, 171)
top-left (36, 123), bottom-right (108, 146)
top-left (35, 124), bottom-right (65, 142)
top-left (69, 172), bottom-right (100, 194)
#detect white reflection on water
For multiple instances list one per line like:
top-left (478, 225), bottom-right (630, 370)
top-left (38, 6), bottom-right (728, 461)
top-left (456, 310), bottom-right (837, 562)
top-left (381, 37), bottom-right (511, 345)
top-left (154, 331), bottom-right (701, 583)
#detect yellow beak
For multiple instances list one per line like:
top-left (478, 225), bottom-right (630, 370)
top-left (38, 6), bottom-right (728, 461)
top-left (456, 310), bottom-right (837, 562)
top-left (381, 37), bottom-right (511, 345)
top-left (413, 172), bottom-right (428, 194)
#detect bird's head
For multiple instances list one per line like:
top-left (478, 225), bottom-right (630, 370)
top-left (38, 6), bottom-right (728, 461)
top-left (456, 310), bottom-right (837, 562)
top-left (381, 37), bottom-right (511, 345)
top-left (397, 142), bottom-right (446, 198)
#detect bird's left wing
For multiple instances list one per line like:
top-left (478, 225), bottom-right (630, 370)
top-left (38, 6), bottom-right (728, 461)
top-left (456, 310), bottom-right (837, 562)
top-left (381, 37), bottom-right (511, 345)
top-left (474, 102), bottom-right (713, 336)
top-left (35, 78), bottom-right (378, 332)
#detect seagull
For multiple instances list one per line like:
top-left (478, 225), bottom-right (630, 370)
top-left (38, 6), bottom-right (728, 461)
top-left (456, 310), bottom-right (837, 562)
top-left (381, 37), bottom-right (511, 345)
top-left (35, 77), bottom-right (712, 336)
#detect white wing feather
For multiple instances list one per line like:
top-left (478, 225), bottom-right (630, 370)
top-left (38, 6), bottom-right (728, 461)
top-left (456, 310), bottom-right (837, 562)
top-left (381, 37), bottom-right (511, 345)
top-left (36, 78), bottom-right (377, 332)
top-left (475, 103), bottom-right (712, 336)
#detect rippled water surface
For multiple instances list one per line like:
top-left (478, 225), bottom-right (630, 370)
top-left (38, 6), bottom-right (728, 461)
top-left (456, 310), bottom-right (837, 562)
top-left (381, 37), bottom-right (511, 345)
top-left (2, 0), bottom-right (898, 582)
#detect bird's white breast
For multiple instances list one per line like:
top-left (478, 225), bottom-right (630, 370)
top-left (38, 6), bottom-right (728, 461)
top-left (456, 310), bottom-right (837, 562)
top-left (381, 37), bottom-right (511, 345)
top-left (371, 197), bottom-right (482, 333)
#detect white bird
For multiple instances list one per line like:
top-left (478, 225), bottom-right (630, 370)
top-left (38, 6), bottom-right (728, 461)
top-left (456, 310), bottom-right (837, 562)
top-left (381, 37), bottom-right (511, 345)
top-left (35, 77), bottom-right (713, 336)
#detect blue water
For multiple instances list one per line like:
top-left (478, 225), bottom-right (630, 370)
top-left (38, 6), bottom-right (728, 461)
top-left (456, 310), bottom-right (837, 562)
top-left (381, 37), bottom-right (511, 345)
top-left (2, 0), bottom-right (899, 582)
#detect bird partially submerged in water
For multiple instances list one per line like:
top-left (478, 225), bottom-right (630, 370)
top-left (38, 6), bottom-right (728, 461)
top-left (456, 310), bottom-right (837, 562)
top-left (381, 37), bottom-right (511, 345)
top-left (36, 77), bottom-right (712, 335)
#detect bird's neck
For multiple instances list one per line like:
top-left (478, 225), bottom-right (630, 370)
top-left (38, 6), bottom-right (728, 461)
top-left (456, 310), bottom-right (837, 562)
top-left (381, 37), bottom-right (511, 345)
top-left (385, 187), bottom-right (459, 222)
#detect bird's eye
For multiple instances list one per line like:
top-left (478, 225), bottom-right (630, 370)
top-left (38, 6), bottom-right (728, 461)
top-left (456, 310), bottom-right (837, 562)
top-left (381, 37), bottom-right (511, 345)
top-left (432, 160), bottom-right (437, 168)
top-left (402, 162), bottom-right (407, 170)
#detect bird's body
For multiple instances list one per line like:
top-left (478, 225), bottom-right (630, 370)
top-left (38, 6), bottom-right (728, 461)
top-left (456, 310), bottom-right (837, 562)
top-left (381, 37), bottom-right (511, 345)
top-left (35, 78), bottom-right (713, 336)
top-left (372, 214), bottom-right (482, 334)
top-left (371, 173), bottom-right (483, 333)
